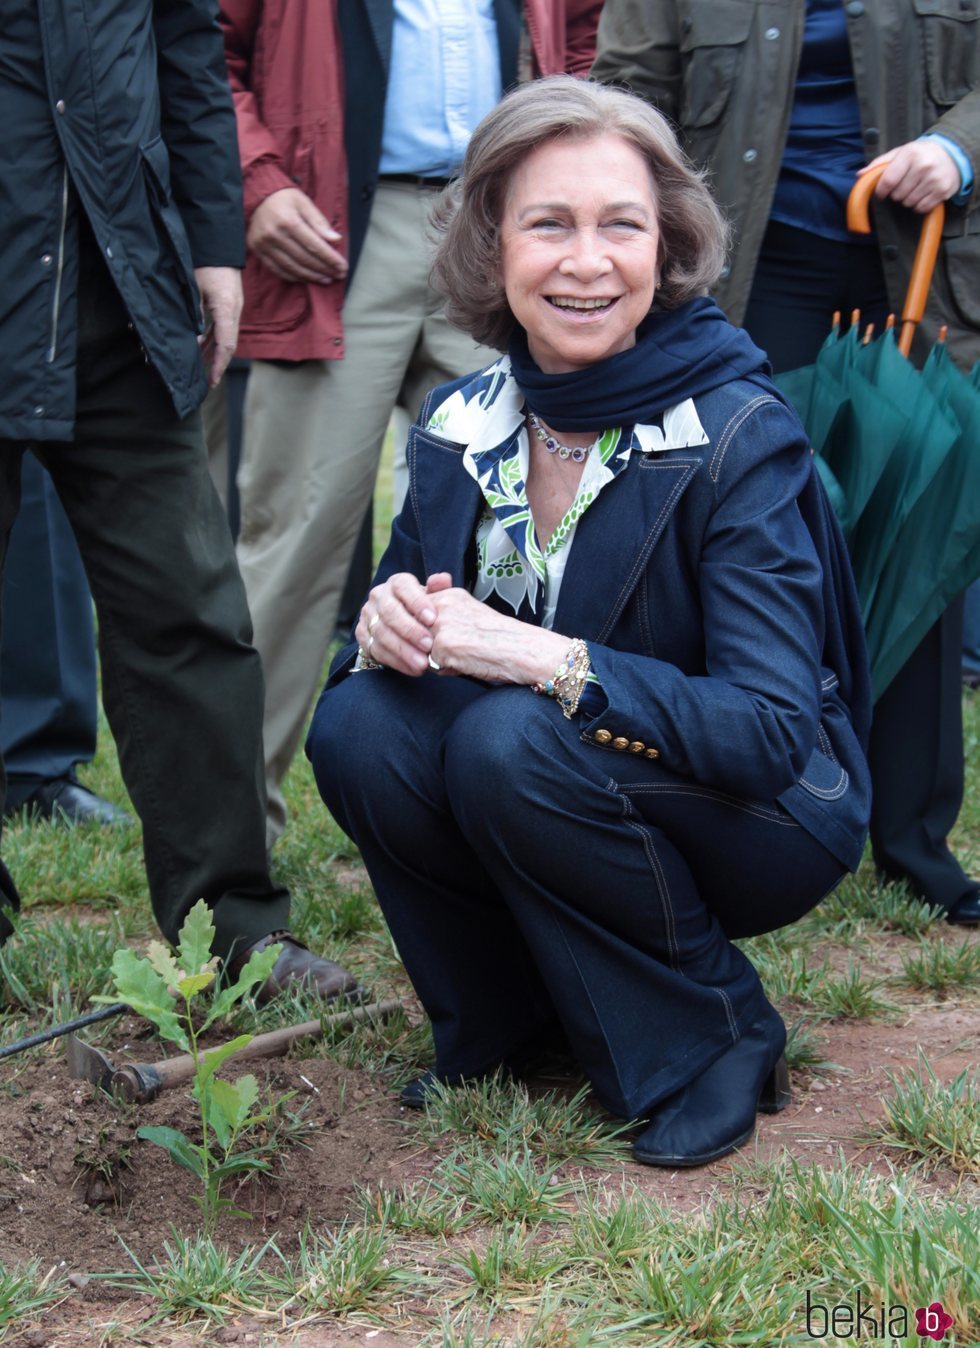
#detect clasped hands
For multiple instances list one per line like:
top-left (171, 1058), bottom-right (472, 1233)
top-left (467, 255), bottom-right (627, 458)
top-left (356, 572), bottom-right (569, 687)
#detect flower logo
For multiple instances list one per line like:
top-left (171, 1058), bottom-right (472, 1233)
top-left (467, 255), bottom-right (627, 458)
top-left (915, 1302), bottom-right (953, 1340)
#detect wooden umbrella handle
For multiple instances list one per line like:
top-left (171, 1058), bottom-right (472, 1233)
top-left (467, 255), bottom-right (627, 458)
top-left (846, 163), bottom-right (945, 358)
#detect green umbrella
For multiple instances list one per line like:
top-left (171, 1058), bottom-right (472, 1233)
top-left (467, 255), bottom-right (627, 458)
top-left (864, 341), bottom-right (980, 699)
top-left (844, 327), bottom-right (958, 621)
top-left (774, 166), bottom-right (972, 700)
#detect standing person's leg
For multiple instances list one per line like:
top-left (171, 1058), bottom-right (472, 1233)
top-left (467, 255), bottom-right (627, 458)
top-left (962, 580), bottom-right (980, 687)
top-left (1, 455), bottom-right (127, 823)
top-left (397, 214), bottom-right (497, 508)
top-left (237, 182), bottom-right (486, 844)
top-left (869, 596), bottom-right (977, 920)
top-left (0, 445), bottom-right (25, 941)
top-left (36, 243), bottom-right (292, 962)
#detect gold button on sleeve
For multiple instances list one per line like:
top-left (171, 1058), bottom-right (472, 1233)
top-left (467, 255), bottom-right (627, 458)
top-left (612, 736), bottom-right (629, 750)
top-left (628, 741), bottom-right (645, 753)
top-left (595, 729), bottom-right (613, 744)
top-left (644, 747), bottom-right (660, 760)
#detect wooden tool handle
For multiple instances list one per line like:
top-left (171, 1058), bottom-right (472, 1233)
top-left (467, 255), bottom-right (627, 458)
top-left (114, 998), bottom-right (403, 1101)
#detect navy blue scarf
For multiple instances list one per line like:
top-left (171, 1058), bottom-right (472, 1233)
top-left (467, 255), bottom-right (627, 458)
top-left (508, 297), bottom-right (771, 431)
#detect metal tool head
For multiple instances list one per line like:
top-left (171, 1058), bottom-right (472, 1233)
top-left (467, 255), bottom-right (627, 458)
top-left (66, 1035), bottom-right (115, 1089)
top-left (66, 1036), bottom-right (163, 1103)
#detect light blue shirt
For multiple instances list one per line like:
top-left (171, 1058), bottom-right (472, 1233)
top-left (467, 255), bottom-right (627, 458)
top-left (379, 0), bottom-right (502, 176)
top-left (921, 134), bottom-right (974, 208)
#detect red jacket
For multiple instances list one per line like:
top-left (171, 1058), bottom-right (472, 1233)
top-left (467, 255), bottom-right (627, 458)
top-left (220, 0), bottom-right (601, 361)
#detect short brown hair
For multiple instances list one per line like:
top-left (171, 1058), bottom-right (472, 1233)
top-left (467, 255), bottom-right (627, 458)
top-left (431, 76), bottom-right (729, 352)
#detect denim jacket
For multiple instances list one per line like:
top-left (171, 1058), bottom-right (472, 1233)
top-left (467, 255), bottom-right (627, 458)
top-left (330, 363), bottom-right (873, 871)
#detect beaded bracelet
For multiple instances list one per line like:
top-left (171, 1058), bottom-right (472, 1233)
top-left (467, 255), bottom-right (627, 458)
top-left (532, 637), bottom-right (591, 719)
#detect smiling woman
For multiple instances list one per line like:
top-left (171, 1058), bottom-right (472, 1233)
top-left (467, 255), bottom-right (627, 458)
top-left (305, 76), bottom-right (874, 1169)
top-left (498, 134), bottom-right (661, 373)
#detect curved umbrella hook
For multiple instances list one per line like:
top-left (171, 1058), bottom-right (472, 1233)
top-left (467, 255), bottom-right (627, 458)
top-left (846, 163), bottom-right (945, 359)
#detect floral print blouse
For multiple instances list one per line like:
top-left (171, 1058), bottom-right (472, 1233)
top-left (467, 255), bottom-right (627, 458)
top-left (427, 355), bottom-right (710, 629)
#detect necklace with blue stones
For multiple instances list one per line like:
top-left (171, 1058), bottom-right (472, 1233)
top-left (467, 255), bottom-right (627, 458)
top-left (527, 410), bottom-right (599, 463)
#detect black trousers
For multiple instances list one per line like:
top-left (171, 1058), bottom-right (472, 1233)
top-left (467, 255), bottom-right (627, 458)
top-left (0, 247), bottom-right (289, 957)
top-left (744, 221), bottom-right (973, 910)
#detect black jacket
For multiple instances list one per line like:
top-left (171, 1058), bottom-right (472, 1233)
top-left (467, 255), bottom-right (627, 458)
top-left (0, 0), bottom-right (245, 441)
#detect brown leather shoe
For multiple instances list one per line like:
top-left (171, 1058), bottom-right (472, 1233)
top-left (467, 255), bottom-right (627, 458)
top-left (227, 930), bottom-right (364, 1005)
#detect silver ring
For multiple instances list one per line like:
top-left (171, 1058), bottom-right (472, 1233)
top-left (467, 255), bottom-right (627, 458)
top-left (368, 613), bottom-right (380, 632)
top-left (428, 654), bottom-right (441, 671)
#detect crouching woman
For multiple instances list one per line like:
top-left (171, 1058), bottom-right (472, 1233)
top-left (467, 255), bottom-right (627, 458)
top-left (306, 77), bottom-right (871, 1167)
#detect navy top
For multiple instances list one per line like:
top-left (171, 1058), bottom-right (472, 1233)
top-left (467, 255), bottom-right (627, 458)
top-left (770, 0), bottom-right (874, 243)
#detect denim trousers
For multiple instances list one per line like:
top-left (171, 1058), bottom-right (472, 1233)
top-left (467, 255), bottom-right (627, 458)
top-left (309, 671), bottom-right (844, 1119)
top-left (0, 244), bottom-right (289, 958)
top-left (1, 453), bottom-right (97, 800)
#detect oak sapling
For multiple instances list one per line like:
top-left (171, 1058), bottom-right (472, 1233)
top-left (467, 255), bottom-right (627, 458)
top-left (94, 900), bottom-right (285, 1232)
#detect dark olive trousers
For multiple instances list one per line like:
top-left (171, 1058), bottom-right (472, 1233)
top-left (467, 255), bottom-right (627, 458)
top-left (0, 260), bottom-right (289, 958)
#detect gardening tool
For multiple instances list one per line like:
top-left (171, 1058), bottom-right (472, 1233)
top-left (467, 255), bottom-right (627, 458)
top-left (0, 1001), bottom-right (128, 1062)
top-left (66, 997), bottom-right (403, 1103)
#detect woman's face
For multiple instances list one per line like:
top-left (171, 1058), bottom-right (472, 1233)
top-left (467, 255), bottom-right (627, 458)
top-left (499, 133), bottom-right (661, 374)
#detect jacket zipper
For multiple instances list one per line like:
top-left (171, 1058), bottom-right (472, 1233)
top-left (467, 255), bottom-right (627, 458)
top-left (47, 167), bottom-right (69, 364)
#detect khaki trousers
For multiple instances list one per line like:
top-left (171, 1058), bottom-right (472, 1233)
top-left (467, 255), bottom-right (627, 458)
top-left (236, 181), bottom-right (494, 842)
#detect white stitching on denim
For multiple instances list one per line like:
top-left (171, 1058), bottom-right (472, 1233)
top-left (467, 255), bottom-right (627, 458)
top-left (598, 460), bottom-right (697, 643)
top-left (799, 725), bottom-right (849, 798)
top-left (709, 395), bottom-right (778, 481)
top-left (620, 790), bottom-right (682, 972)
top-left (798, 767), bottom-right (849, 799)
top-left (545, 906), bottom-right (630, 1108)
top-left (619, 781), bottom-right (799, 825)
top-left (717, 989), bottom-right (738, 1042)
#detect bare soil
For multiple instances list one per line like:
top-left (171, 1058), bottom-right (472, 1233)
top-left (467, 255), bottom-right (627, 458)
top-left (1, 989), bottom-right (977, 1346)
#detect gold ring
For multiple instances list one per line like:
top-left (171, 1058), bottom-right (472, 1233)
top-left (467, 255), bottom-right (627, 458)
top-left (368, 613), bottom-right (380, 632)
top-left (368, 635), bottom-right (375, 653)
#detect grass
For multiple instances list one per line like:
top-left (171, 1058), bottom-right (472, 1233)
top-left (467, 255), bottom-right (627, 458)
top-left (0, 1259), bottom-right (69, 1331)
top-left (871, 1055), bottom-right (980, 1175)
top-left (0, 447), bottom-right (977, 1342)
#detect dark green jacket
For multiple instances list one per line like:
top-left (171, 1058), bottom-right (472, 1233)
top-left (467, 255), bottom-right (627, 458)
top-left (0, 0), bottom-right (245, 441)
top-left (593, 0), bottom-right (980, 369)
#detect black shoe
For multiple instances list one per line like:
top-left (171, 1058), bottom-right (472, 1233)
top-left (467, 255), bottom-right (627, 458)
top-left (399, 1065), bottom-right (513, 1109)
top-left (5, 778), bottom-right (131, 827)
top-left (633, 1011), bottom-right (789, 1168)
top-left (947, 891), bottom-right (980, 926)
top-left (0, 859), bottom-right (19, 945)
top-left (226, 930), bottom-right (365, 1005)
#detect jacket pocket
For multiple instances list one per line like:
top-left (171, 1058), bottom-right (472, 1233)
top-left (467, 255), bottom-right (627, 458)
top-left (140, 136), bottom-right (201, 331)
top-left (242, 253), bottom-right (311, 333)
top-left (797, 725), bottom-right (849, 802)
top-left (678, 1), bottom-right (754, 127)
top-left (940, 214), bottom-right (980, 329)
top-left (913, 0), bottom-right (980, 107)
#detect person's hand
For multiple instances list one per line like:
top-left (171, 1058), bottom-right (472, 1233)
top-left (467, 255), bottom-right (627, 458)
top-left (193, 266), bottom-right (243, 387)
top-left (426, 582), bottom-right (570, 685)
top-left (859, 140), bottom-right (962, 213)
top-left (247, 188), bottom-right (348, 284)
top-left (356, 573), bottom-right (446, 676)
